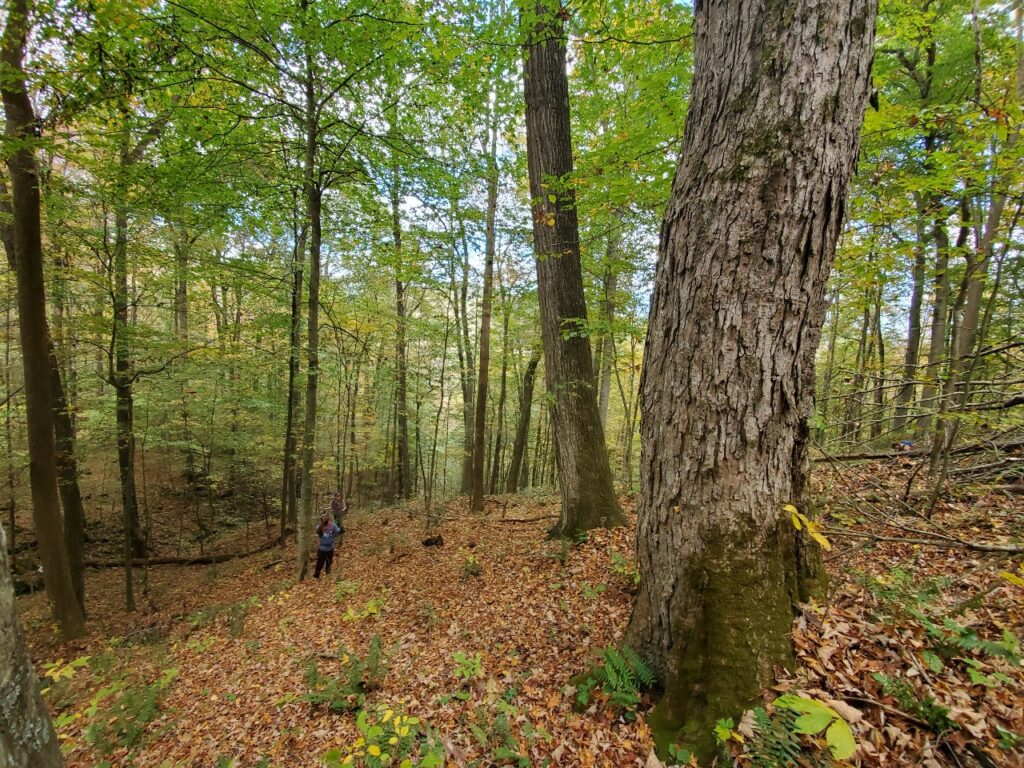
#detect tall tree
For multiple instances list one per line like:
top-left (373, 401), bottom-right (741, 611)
top-left (625, 0), bottom-right (876, 760)
top-left (1, 0), bottom-right (86, 639)
top-left (520, 0), bottom-right (625, 536)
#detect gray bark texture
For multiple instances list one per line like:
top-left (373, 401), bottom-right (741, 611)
top-left (625, 0), bottom-right (876, 760)
top-left (521, 0), bottom-right (625, 535)
top-left (1, 525), bottom-right (64, 768)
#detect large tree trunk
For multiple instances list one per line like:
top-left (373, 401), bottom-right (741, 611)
top-left (1, 0), bottom-right (86, 639)
top-left (0, 525), bottom-right (64, 767)
top-left (521, 0), bottom-right (624, 536)
top-left (505, 350), bottom-right (540, 493)
top-left (625, 0), bottom-right (875, 760)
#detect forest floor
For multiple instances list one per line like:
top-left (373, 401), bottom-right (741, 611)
top-left (16, 460), bottom-right (1024, 768)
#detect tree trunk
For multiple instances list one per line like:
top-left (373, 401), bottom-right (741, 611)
top-left (296, 36), bottom-right (320, 581)
top-left (392, 168), bottom-right (412, 500)
top-left (505, 350), bottom-right (539, 493)
top-left (597, 224), bottom-right (621, 427)
top-left (891, 203), bottom-right (929, 434)
top-left (282, 214), bottom-right (305, 537)
top-left (0, 525), bottom-right (64, 767)
top-left (625, 0), bottom-right (875, 760)
top-left (489, 297), bottom-right (510, 493)
top-left (1, 0), bottom-right (85, 638)
top-left (471, 117), bottom-right (499, 512)
top-left (521, 0), bottom-right (624, 535)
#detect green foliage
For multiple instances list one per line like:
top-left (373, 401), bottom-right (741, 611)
top-left (452, 651), bottom-right (484, 683)
top-left (302, 636), bottom-right (389, 713)
top-left (82, 668), bottom-right (179, 755)
top-left (609, 552), bottom-right (640, 590)
top-left (872, 673), bottom-right (955, 733)
top-left (321, 706), bottom-right (444, 768)
top-left (574, 646), bottom-right (654, 715)
top-left (461, 554), bottom-right (482, 578)
top-left (334, 579), bottom-right (360, 601)
top-left (580, 582), bottom-right (606, 600)
top-left (342, 595), bottom-right (386, 622)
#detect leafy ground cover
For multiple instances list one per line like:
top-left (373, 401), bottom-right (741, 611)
top-left (17, 466), bottom-right (1023, 767)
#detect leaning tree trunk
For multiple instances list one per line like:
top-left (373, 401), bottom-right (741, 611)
top-left (624, 0), bottom-right (875, 760)
top-left (1, 0), bottom-right (85, 639)
top-left (521, 0), bottom-right (624, 536)
top-left (505, 350), bottom-right (540, 493)
top-left (1, 525), bottom-right (64, 767)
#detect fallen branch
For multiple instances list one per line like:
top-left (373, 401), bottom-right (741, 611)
top-left (813, 437), bottom-right (1024, 463)
top-left (493, 515), bottom-right (558, 524)
top-left (824, 527), bottom-right (1024, 553)
top-left (84, 536), bottom-right (281, 568)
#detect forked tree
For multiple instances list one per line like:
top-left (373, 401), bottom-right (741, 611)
top-left (520, 0), bottom-right (624, 536)
top-left (625, 0), bottom-right (876, 759)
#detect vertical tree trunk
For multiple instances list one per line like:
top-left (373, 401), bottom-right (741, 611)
top-left (471, 116), bottom-right (499, 512)
top-left (282, 216), bottom-right (305, 537)
top-left (521, 0), bottom-right (624, 535)
top-left (1, 525), bottom-right (64, 767)
top-left (392, 180), bottom-right (411, 501)
top-left (625, 0), bottom-right (875, 760)
top-left (505, 350), bottom-right (539, 493)
top-left (4, 303), bottom-right (15, 558)
top-left (489, 297), bottom-right (510, 493)
top-left (891, 204), bottom-right (929, 434)
top-left (597, 224), bottom-right (621, 427)
top-left (297, 32), bottom-right (320, 580)
top-left (1, 0), bottom-right (85, 638)
top-left (869, 285), bottom-right (886, 440)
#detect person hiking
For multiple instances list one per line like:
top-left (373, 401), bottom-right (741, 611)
top-left (314, 512), bottom-right (342, 579)
top-left (330, 491), bottom-right (347, 531)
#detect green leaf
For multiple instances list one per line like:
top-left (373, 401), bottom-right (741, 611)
top-left (825, 718), bottom-right (857, 760)
top-left (793, 707), bottom-right (834, 735)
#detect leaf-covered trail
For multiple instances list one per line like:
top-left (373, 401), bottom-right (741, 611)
top-left (18, 475), bottom-right (1024, 767)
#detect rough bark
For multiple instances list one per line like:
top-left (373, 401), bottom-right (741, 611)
top-left (0, 525), bottom-right (64, 768)
top-left (1, 0), bottom-right (86, 639)
top-left (624, 0), bottom-right (875, 760)
top-left (521, 0), bottom-right (625, 535)
top-left (505, 350), bottom-right (540, 493)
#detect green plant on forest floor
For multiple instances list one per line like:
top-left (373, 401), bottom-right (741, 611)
top-left (872, 673), bottom-right (956, 733)
top-left (80, 667), bottom-right (179, 756)
top-left (573, 646), bottom-right (654, 716)
top-left (609, 552), bottom-right (640, 590)
top-left (302, 636), bottom-right (389, 713)
top-left (321, 706), bottom-right (444, 768)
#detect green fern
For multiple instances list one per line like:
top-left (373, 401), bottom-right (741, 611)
top-left (575, 646), bottom-right (654, 714)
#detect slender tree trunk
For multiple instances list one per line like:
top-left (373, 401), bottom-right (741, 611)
top-left (4, 303), bottom-right (15, 559)
top-left (1, 525), bottom-right (64, 767)
top-left (489, 297), bottom-right (510, 493)
top-left (392, 168), bottom-right (412, 500)
top-left (1, 0), bottom-right (85, 638)
top-left (917, 212), bottom-right (960, 436)
top-left (597, 223), bottom-right (621, 427)
top-left (282, 216), bottom-right (305, 536)
top-left (521, 0), bottom-right (624, 535)
top-left (471, 117), bottom-right (499, 511)
top-left (625, 0), bottom-right (875, 760)
top-left (505, 350), bottom-right (539, 493)
top-left (296, 27), bottom-right (321, 580)
top-left (870, 285), bottom-right (886, 440)
top-left (891, 204), bottom-right (929, 434)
